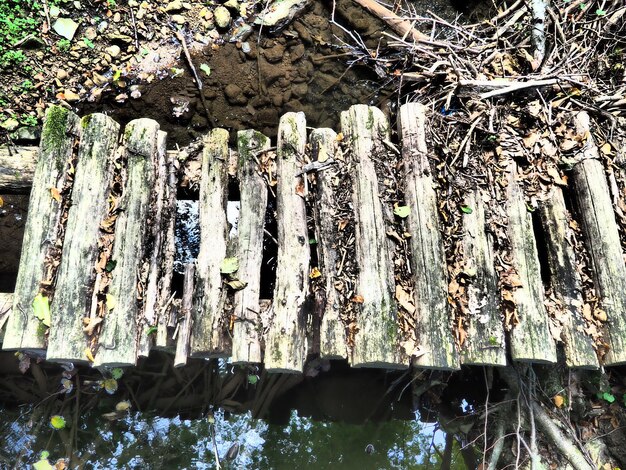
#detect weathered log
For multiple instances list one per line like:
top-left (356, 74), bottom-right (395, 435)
top-left (537, 187), bottom-right (598, 369)
top-left (174, 263), bottom-right (195, 367)
top-left (0, 146), bottom-right (37, 193)
top-left (311, 128), bottom-right (347, 360)
top-left (398, 103), bottom-right (459, 369)
top-left (231, 130), bottom-right (271, 364)
top-left (0, 293), bottom-right (13, 341)
top-left (190, 128), bottom-right (230, 358)
top-left (570, 112), bottom-right (626, 366)
top-left (0, 146), bottom-right (180, 193)
top-left (460, 190), bottom-right (507, 366)
top-left (506, 161), bottom-right (557, 363)
top-left (156, 147), bottom-right (178, 348)
top-left (94, 119), bottom-right (160, 367)
top-left (341, 105), bottom-right (405, 369)
top-left (264, 112), bottom-right (310, 373)
top-left (3, 106), bottom-right (81, 353)
top-left (44, 113), bottom-right (119, 362)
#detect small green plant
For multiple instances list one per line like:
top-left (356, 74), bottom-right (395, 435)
top-left (20, 79), bottom-right (33, 91)
top-left (83, 37), bottom-right (95, 49)
top-left (56, 38), bottom-right (70, 51)
top-left (107, 0), bottom-right (117, 9)
top-left (20, 114), bottom-right (37, 126)
top-left (0, 49), bottom-right (26, 68)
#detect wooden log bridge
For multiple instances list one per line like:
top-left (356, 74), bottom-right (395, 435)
top-left (2, 103), bottom-right (625, 372)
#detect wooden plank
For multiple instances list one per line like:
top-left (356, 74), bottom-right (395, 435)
top-left (3, 106), bottom-right (81, 353)
top-left (45, 113), bottom-right (119, 362)
top-left (340, 105), bottom-right (405, 369)
top-left (311, 128), bottom-right (347, 360)
top-left (231, 130), bottom-right (271, 364)
top-left (0, 146), bottom-right (37, 193)
top-left (156, 147), bottom-right (178, 348)
top-left (264, 112), bottom-right (310, 373)
top-left (506, 161), bottom-right (557, 363)
top-left (190, 128), bottom-right (230, 358)
top-left (174, 264), bottom-right (195, 367)
top-left (460, 190), bottom-right (507, 366)
top-left (537, 186), bottom-right (598, 368)
top-left (94, 118), bottom-right (160, 367)
top-left (398, 103), bottom-right (459, 370)
top-left (570, 112), bottom-right (626, 366)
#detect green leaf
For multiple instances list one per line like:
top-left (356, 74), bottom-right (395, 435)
top-left (248, 374), bottom-right (258, 385)
top-left (105, 260), bottom-right (117, 272)
top-left (112, 69), bottom-right (122, 81)
top-left (83, 37), bottom-right (95, 49)
top-left (598, 391), bottom-right (615, 403)
top-left (146, 325), bottom-right (158, 335)
top-left (225, 279), bottom-right (248, 291)
top-left (200, 63), bottom-right (211, 76)
top-left (33, 457), bottom-right (55, 470)
top-left (596, 8), bottom-right (606, 15)
top-left (460, 205), bottom-right (473, 214)
top-left (393, 205), bottom-right (410, 218)
top-left (33, 293), bottom-right (51, 327)
top-left (103, 378), bottom-right (118, 394)
top-left (309, 239), bottom-right (317, 245)
top-left (111, 368), bottom-right (124, 380)
top-left (220, 257), bottom-right (239, 274)
top-left (106, 293), bottom-right (116, 311)
top-left (40, 451), bottom-right (50, 460)
top-left (50, 415), bottom-right (66, 429)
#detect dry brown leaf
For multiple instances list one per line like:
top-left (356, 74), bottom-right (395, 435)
top-left (553, 394), bottom-right (565, 408)
top-left (309, 267), bottom-right (322, 279)
top-left (100, 215), bottom-right (117, 233)
top-left (594, 308), bottom-right (607, 322)
top-left (600, 142), bottom-right (612, 155)
top-left (338, 219), bottom-right (349, 231)
top-left (560, 139), bottom-right (578, 151)
top-left (395, 285), bottom-right (416, 314)
top-left (0, 195), bottom-right (3, 208)
top-left (547, 167), bottom-right (567, 186)
top-left (351, 294), bottom-right (364, 303)
top-left (83, 316), bottom-right (103, 335)
top-left (50, 187), bottom-right (62, 202)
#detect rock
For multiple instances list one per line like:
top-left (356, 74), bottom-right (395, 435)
top-left (84, 27), bottom-right (97, 40)
top-left (11, 126), bottom-right (41, 143)
top-left (223, 0), bottom-right (239, 9)
top-left (106, 45), bottom-right (121, 57)
top-left (171, 14), bottom-right (186, 25)
top-left (165, 0), bottom-right (183, 12)
top-left (214, 6), bottom-right (231, 29)
top-left (53, 18), bottom-right (79, 40)
top-left (64, 90), bottom-right (81, 102)
top-left (0, 118), bottom-right (19, 132)
top-left (230, 24), bottom-right (253, 43)
top-left (224, 84), bottom-right (247, 105)
top-left (241, 42), bottom-right (251, 54)
top-left (97, 21), bottom-right (109, 33)
top-left (290, 43), bottom-right (305, 61)
top-left (92, 72), bottom-right (108, 86)
top-left (56, 69), bottom-right (68, 80)
top-left (254, 0), bottom-right (310, 32)
top-left (292, 83), bottom-right (308, 98)
top-left (263, 43), bottom-right (284, 63)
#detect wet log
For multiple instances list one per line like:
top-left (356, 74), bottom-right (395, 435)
top-left (537, 187), bottom-right (598, 368)
top-left (0, 146), bottom-right (37, 193)
top-left (44, 113), bottom-right (119, 362)
top-left (570, 112), bottom-right (626, 366)
top-left (3, 106), bottom-right (81, 353)
top-left (156, 148), bottom-right (178, 348)
top-left (506, 161), bottom-right (557, 363)
top-left (398, 103), bottom-right (459, 369)
top-left (190, 128), bottom-right (230, 358)
top-left (231, 130), bottom-right (271, 364)
top-left (174, 264), bottom-right (195, 367)
top-left (94, 119), bottom-right (159, 367)
top-left (311, 128), bottom-right (347, 360)
top-left (264, 112), bottom-right (309, 373)
top-left (460, 190), bottom-right (507, 366)
top-left (341, 105), bottom-right (405, 369)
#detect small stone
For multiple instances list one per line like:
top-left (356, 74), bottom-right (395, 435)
top-left (224, 83), bottom-right (247, 105)
top-left (214, 6), bottom-right (231, 29)
top-left (263, 43), bottom-right (284, 63)
top-left (292, 83), bottom-right (308, 98)
top-left (171, 14), bottom-right (186, 25)
top-left (113, 12), bottom-right (121, 22)
top-left (53, 18), bottom-right (79, 40)
top-left (223, 0), bottom-right (238, 9)
top-left (165, 0), bottom-right (183, 12)
top-left (84, 27), bottom-right (97, 40)
top-left (241, 42), bottom-right (251, 54)
top-left (56, 69), bottom-right (68, 80)
top-left (0, 118), bottom-right (20, 132)
top-left (11, 126), bottom-right (41, 143)
top-left (182, 2), bottom-right (193, 9)
top-left (98, 21), bottom-right (109, 33)
top-left (64, 90), bottom-right (81, 102)
top-left (106, 45), bottom-right (121, 57)
top-left (92, 72), bottom-right (108, 86)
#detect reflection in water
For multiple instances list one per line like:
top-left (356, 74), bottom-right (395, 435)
top-left (1, 407), bottom-right (463, 468)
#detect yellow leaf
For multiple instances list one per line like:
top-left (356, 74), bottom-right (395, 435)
top-left (336, 132), bottom-right (344, 142)
top-left (309, 267), bottom-right (322, 279)
top-left (600, 142), bottom-right (612, 155)
top-left (106, 294), bottom-right (116, 311)
top-left (50, 415), bottom-right (66, 430)
top-left (553, 394), bottom-right (565, 408)
top-left (351, 294), bottom-right (364, 303)
top-left (0, 195), bottom-right (3, 207)
top-left (50, 187), bottom-right (62, 202)
top-left (103, 378), bottom-right (118, 394)
top-left (84, 348), bottom-right (95, 362)
top-left (116, 400), bottom-right (131, 411)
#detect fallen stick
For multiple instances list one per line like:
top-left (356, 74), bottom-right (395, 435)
top-left (479, 78), bottom-right (559, 99)
top-left (351, 0), bottom-right (428, 43)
